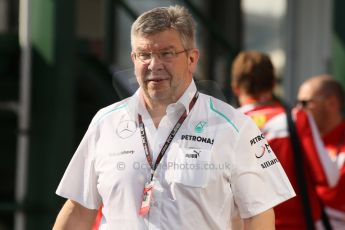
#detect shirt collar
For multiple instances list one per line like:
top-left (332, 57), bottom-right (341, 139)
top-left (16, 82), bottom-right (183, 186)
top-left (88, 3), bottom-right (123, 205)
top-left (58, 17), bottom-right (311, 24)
top-left (169, 79), bottom-right (197, 115)
top-left (125, 89), bottom-right (141, 121)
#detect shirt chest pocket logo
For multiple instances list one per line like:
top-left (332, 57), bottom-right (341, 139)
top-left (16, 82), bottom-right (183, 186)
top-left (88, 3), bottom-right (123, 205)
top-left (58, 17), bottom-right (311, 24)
top-left (171, 148), bottom-right (212, 188)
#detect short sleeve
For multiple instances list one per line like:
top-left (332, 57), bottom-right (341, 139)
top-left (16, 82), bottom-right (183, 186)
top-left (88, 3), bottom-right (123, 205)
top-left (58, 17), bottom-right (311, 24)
top-left (56, 127), bottom-right (101, 209)
top-left (231, 117), bottom-right (295, 218)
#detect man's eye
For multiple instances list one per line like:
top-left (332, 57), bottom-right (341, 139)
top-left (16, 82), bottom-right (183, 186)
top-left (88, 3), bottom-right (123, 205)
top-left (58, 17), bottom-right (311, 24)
top-left (138, 53), bottom-right (151, 60)
top-left (160, 51), bottom-right (175, 58)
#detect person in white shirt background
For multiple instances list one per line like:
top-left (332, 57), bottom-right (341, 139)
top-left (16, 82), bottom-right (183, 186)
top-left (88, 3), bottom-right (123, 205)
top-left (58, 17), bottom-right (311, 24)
top-left (53, 5), bottom-right (295, 230)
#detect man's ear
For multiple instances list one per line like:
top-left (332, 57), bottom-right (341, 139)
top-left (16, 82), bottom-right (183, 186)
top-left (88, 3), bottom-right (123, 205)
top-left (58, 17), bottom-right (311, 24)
top-left (130, 52), bottom-right (136, 63)
top-left (232, 84), bottom-right (241, 96)
top-left (188, 49), bottom-right (199, 73)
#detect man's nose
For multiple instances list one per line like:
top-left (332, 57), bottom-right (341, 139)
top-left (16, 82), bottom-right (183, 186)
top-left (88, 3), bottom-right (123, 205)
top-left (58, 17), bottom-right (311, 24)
top-left (148, 54), bottom-right (164, 70)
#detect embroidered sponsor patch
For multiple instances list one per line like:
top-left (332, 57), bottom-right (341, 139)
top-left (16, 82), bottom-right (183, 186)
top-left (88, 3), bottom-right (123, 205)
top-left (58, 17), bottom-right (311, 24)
top-left (250, 133), bottom-right (265, 145)
top-left (181, 134), bottom-right (214, 145)
top-left (185, 149), bottom-right (201, 158)
top-left (255, 143), bottom-right (271, 158)
top-left (193, 121), bottom-right (207, 133)
top-left (253, 142), bottom-right (278, 169)
top-left (109, 150), bottom-right (135, 156)
top-left (116, 119), bottom-right (137, 139)
top-left (261, 158), bottom-right (279, 169)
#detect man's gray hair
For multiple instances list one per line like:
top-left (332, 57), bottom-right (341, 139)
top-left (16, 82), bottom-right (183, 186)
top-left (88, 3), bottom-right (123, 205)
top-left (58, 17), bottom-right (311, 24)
top-left (131, 5), bottom-right (196, 50)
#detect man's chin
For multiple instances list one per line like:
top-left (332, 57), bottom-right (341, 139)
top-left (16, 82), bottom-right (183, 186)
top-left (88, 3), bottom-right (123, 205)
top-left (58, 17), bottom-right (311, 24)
top-left (148, 91), bottom-right (173, 103)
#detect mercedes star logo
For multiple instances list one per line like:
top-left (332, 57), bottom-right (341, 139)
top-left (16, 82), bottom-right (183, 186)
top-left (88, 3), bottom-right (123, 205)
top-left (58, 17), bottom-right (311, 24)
top-left (116, 120), bottom-right (137, 139)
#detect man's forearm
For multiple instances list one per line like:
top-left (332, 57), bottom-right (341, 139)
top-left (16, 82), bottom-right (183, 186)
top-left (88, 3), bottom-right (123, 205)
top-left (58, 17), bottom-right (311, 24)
top-left (53, 199), bottom-right (98, 230)
top-left (243, 208), bottom-right (275, 230)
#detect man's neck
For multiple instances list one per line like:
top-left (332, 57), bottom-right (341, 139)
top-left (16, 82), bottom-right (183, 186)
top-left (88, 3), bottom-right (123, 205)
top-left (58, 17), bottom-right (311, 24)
top-left (145, 101), bottom-right (168, 128)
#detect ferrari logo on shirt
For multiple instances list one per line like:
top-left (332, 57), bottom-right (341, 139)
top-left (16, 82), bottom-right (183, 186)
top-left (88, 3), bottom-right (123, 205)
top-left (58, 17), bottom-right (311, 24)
top-left (252, 115), bottom-right (267, 129)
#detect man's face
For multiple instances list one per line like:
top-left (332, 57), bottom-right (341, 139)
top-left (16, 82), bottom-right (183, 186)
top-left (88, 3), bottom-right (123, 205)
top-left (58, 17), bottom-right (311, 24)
top-left (131, 29), bottom-right (199, 105)
top-left (297, 83), bottom-right (327, 129)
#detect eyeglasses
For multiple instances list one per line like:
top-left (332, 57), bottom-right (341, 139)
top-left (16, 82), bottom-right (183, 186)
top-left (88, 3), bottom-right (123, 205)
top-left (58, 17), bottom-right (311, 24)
top-left (134, 49), bottom-right (191, 64)
top-left (296, 98), bottom-right (323, 108)
top-left (296, 96), bottom-right (325, 108)
top-left (296, 100), bottom-right (313, 108)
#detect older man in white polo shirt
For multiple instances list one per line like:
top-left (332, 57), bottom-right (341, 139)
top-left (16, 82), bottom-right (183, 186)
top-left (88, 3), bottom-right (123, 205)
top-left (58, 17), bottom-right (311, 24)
top-left (53, 5), bottom-right (295, 230)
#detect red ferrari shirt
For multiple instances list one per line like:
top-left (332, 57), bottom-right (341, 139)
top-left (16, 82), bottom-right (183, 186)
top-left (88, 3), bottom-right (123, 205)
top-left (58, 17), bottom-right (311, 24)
top-left (317, 121), bottom-right (345, 215)
top-left (240, 101), bottom-right (338, 230)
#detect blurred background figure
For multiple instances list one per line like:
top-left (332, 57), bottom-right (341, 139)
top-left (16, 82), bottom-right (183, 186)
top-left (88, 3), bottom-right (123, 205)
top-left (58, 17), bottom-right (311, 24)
top-left (298, 75), bottom-right (345, 230)
top-left (231, 50), bottom-right (339, 230)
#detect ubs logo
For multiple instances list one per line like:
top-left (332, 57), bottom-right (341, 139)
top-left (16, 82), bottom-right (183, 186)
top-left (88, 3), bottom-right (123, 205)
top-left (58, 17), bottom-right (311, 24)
top-left (116, 120), bottom-right (137, 139)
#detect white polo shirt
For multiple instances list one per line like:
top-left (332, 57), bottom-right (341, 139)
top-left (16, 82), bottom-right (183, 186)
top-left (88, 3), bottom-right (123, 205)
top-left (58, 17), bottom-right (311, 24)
top-left (56, 81), bottom-right (295, 229)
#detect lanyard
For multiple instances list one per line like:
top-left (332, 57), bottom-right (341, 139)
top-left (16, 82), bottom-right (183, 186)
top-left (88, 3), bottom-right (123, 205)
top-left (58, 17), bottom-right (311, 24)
top-left (138, 92), bottom-right (199, 181)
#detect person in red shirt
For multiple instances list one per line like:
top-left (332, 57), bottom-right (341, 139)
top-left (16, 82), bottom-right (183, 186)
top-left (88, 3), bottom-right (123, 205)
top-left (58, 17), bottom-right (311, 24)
top-left (298, 75), bottom-right (345, 230)
top-left (231, 50), bottom-right (339, 230)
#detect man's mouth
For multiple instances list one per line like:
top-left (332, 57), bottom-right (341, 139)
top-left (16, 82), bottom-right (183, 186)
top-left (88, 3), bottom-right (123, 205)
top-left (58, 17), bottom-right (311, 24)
top-left (146, 76), bottom-right (169, 83)
top-left (145, 72), bottom-right (170, 83)
top-left (148, 79), bottom-right (165, 82)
